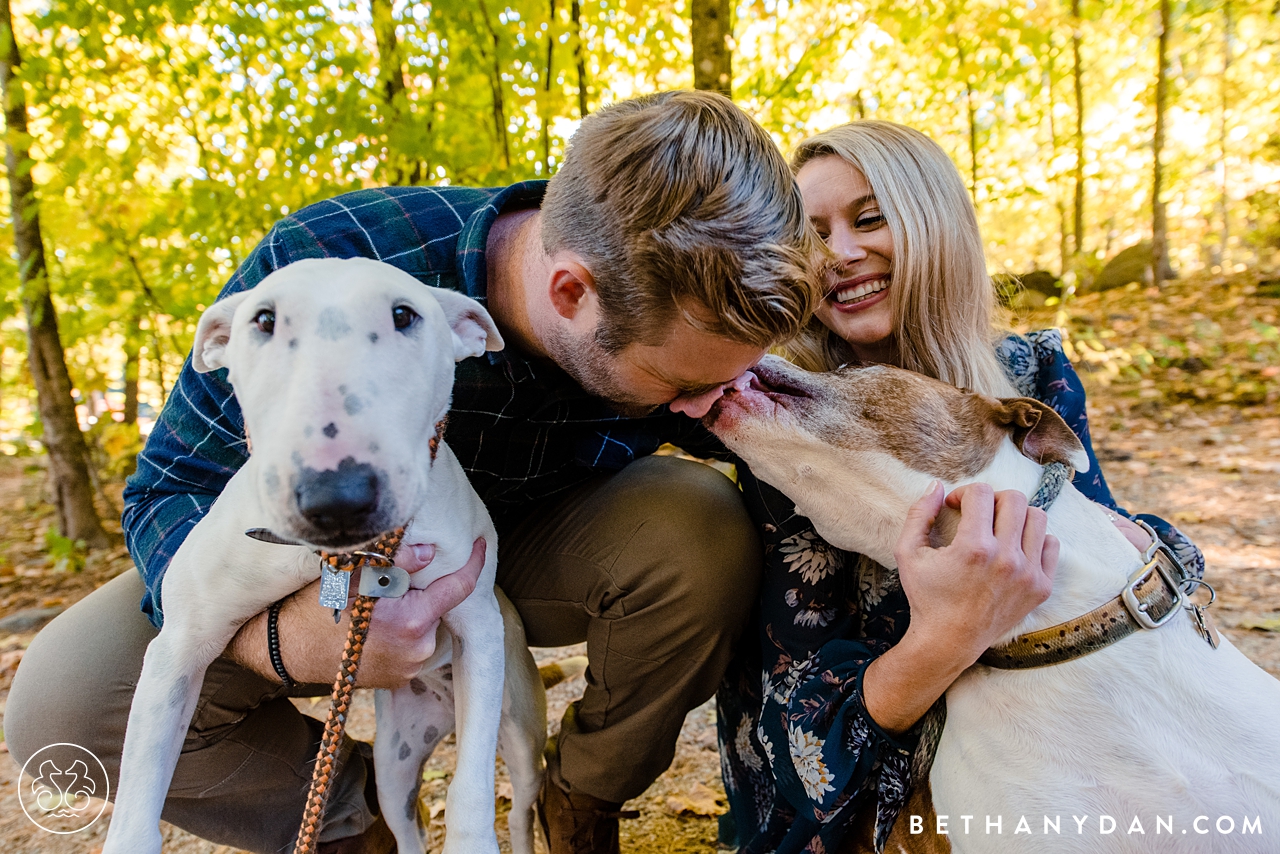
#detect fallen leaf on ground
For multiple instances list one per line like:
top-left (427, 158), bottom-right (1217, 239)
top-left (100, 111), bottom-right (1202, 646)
top-left (496, 780), bottom-right (513, 802)
top-left (664, 782), bottom-right (726, 817)
top-left (1238, 616), bottom-right (1280, 632)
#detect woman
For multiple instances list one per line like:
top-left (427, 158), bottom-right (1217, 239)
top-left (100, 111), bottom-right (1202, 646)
top-left (716, 121), bottom-right (1203, 854)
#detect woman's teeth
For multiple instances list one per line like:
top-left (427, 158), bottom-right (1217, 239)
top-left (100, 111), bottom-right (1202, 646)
top-left (833, 277), bottom-right (889, 304)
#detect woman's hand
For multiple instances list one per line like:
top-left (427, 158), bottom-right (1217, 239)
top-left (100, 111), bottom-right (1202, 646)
top-left (863, 482), bottom-right (1058, 734)
top-left (227, 538), bottom-right (486, 689)
top-left (1106, 511), bottom-right (1154, 552)
top-left (896, 482), bottom-right (1058, 658)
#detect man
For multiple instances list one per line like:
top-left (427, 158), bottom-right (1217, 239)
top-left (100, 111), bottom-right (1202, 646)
top-left (7, 91), bottom-right (822, 854)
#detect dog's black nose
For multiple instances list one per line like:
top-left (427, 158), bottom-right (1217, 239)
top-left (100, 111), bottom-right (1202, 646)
top-left (296, 458), bottom-right (379, 531)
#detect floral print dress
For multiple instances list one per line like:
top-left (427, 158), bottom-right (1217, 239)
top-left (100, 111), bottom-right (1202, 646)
top-left (716, 330), bottom-right (1204, 854)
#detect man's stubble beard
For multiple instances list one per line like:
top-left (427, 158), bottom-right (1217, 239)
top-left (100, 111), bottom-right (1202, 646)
top-left (542, 325), bottom-right (660, 418)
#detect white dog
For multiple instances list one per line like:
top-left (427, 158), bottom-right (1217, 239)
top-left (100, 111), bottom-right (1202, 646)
top-left (706, 355), bottom-right (1280, 854)
top-left (104, 258), bottom-right (547, 854)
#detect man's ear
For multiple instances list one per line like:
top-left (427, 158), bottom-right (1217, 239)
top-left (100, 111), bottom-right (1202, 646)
top-left (992, 398), bottom-right (1090, 473)
top-left (547, 258), bottom-right (596, 321)
top-left (429, 288), bottom-right (505, 361)
top-left (192, 292), bottom-right (250, 373)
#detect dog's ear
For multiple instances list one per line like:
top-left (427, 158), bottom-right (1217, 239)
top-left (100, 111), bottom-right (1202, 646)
top-left (192, 292), bottom-right (250, 373)
top-left (992, 398), bottom-right (1090, 473)
top-left (430, 288), bottom-right (505, 361)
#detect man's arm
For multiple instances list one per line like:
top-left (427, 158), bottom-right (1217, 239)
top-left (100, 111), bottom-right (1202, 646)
top-left (227, 539), bottom-right (486, 688)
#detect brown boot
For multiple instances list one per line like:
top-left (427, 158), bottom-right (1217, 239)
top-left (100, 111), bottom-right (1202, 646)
top-left (537, 774), bottom-right (639, 854)
top-left (316, 813), bottom-right (397, 854)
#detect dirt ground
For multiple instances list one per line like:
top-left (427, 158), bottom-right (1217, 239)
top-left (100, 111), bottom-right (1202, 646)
top-left (0, 272), bottom-right (1275, 853)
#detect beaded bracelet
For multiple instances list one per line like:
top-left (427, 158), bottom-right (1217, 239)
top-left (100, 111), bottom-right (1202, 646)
top-left (267, 599), bottom-right (295, 688)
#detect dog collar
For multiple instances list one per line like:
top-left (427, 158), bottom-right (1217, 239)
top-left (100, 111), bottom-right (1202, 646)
top-left (979, 520), bottom-right (1212, 669)
top-left (245, 526), bottom-right (411, 621)
top-left (316, 525), bottom-right (410, 616)
top-left (428, 416), bottom-right (447, 462)
top-left (1028, 461), bottom-right (1070, 510)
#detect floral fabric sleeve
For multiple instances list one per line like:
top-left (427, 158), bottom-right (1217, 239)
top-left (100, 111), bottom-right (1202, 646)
top-left (719, 468), bottom-right (924, 854)
top-left (997, 330), bottom-right (1205, 578)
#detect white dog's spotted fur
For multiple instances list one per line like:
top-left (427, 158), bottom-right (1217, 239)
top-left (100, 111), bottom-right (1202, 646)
top-left (105, 259), bottom-right (546, 854)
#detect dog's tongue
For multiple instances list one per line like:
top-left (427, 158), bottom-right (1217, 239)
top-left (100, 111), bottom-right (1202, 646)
top-left (668, 371), bottom-right (758, 419)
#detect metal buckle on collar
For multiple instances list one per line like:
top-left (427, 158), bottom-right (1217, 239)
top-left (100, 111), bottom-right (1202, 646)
top-left (353, 551), bottom-right (411, 599)
top-left (1121, 549), bottom-right (1185, 630)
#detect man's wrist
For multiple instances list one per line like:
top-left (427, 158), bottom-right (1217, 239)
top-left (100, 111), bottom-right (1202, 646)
top-left (226, 609), bottom-right (273, 679)
top-left (267, 599), bottom-right (295, 687)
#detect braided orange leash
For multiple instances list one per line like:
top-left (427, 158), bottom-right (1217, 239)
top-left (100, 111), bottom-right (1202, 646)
top-left (293, 527), bottom-right (406, 854)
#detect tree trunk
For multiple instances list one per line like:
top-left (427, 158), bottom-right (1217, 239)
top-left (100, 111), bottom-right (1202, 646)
top-left (966, 82), bottom-right (979, 204)
top-left (1151, 0), bottom-right (1175, 282)
top-left (1045, 52), bottom-right (1070, 277)
top-left (1070, 0), bottom-right (1085, 257)
top-left (955, 38), bottom-right (978, 205)
top-left (1219, 0), bottom-right (1232, 269)
top-left (122, 329), bottom-right (139, 426)
top-left (542, 0), bottom-right (556, 174)
top-left (150, 325), bottom-right (167, 406)
top-left (571, 0), bottom-right (588, 117)
top-left (371, 0), bottom-right (421, 185)
top-left (1, 0), bottom-right (109, 548)
top-left (691, 0), bottom-right (732, 98)
top-left (474, 0), bottom-right (511, 170)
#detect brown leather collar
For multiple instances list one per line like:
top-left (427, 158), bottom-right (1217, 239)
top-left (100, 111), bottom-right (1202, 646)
top-left (980, 546), bottom-right (1188, 670)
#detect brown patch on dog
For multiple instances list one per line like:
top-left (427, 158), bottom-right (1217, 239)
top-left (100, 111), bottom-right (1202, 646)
top-left (807, 368), bottom-right (1008, 482)
top-left (763, 360), bottom-right (1084, 480)
top-left (839, 780), bottom-right (951, 854)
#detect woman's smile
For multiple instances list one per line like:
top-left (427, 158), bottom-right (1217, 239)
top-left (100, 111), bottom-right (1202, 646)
top-left (829, 273), bottom-right (891, 310)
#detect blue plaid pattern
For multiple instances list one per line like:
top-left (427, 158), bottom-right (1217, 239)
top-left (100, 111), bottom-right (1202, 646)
top-left (122, 181), bottom-right (720, 627)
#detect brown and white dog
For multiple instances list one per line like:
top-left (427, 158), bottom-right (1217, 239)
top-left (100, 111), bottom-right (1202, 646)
top-left (706, 355), bottom-right (1280, 854)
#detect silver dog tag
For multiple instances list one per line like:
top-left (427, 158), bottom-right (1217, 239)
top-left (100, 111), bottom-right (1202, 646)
top-left (1190, 604), bottom-right (1221, 649)
top-left (357, 564), bottom-right (411, 599)
top-left (318, 564), bottom-right (351, 612)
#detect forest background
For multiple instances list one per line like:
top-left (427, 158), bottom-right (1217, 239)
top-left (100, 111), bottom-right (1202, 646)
top-left (0, 3), bottom-right (1277, 851)
top-left (0, 0), bottom-right (1278, 561)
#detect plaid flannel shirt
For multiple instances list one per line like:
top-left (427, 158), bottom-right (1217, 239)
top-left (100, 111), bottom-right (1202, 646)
top-left (121, 181), bottom-right (723, 628)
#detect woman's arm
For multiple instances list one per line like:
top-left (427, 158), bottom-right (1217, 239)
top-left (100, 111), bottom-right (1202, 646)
top-left (864, 481), bottom-right (1057, 734)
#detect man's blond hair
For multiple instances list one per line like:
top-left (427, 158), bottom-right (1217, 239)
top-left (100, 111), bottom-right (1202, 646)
top-left (541, 90), bottom-right (823, 353)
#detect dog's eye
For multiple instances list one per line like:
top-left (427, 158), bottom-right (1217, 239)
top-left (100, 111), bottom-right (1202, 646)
top-left (253, 309), bottom-right (275, 335)
top-left (392, 305), bottom-right (419, 331)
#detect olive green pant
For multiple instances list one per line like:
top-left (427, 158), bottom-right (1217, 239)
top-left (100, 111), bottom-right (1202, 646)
top-left (5, 456), bottom-right (761, 853)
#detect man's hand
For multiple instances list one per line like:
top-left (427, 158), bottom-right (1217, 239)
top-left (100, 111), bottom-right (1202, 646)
top-left (863, 482), bottom-right (1059, 735)
top-left (227, 537), bottom-right (486, 689)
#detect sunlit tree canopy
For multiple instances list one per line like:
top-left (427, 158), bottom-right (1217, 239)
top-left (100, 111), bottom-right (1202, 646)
top-left (1, 0), bottom-right (1277, 445)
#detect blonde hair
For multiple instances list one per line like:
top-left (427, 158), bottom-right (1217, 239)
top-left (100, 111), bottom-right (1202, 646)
top-left (786, 121), bottom-right (1015, 397)
top-left (542, 90), bottom-right (825, 353)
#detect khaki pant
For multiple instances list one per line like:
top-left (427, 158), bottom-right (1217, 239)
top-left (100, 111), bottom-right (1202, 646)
top-left (5, 456), bottom-right (761, 853)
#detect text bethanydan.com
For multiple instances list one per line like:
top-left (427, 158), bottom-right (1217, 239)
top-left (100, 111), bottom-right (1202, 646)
top-left (910, 814), bottom-right (1262, 837)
